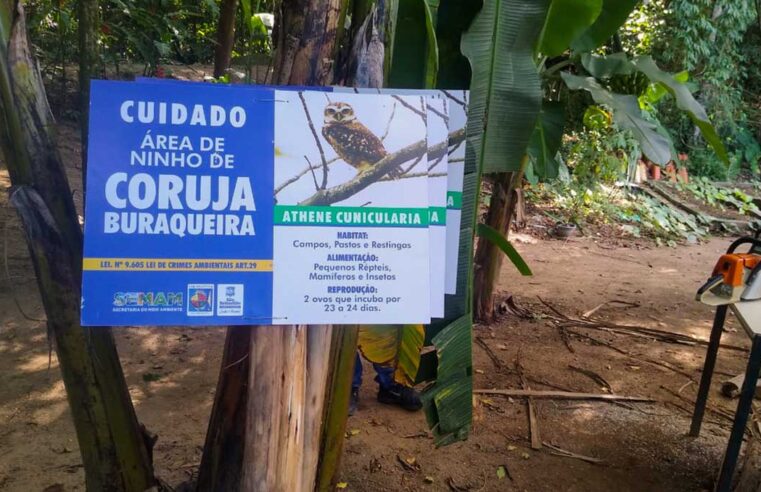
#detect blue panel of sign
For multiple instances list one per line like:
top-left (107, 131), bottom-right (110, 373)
top-left (82, 80), bottom-right (275, 325)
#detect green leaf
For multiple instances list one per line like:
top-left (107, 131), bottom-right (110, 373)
top-left (581, 52), bottom-right (634, 79)
top-left (539, 0), bottom-right (603, 56)
top-left (421, 315), bottom-right (472, 446)
top-left (561, 73), bottom-right (673, 165)
top-left (434, 0), bottom-right (482, 89)
top-left (582, 105), bottom-right (611, 130)
top-left (497, 465), bottom-right (508, 480)
top-left (461, 0), bottom-right (549, 174)
top-left (358, 325), bottom-right (425, 387)
top-left (389, 0), bottom-right (439, 88)
top-left (527, 101), bottom-right (565, 179)
top-left (240, 0), bottom-right (252, 30)
top-left (571, 0), bottom-right (639, 52)
top-left (426, 0), bottom-right (440, 22)
top-left (476, 223), bottom-right (532, 275)
top-left (632, 56), bottom-right (729, 166)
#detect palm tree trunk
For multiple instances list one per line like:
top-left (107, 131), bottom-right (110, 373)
top-left (0, 2), bottom-right (155, 490)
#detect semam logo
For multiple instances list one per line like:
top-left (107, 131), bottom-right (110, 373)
top-left (187, 284), bottom-right (214, 316)
top-left (114, 291), bottom-right (183, 307)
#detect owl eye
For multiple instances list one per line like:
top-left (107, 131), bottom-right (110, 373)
top-left (341, 108), bottom-right (352, 114)
top-left (326, 108), bottom-right (336, 115)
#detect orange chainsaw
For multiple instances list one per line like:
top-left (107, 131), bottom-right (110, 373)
top-left (697, 237), bottom-right (761, 306)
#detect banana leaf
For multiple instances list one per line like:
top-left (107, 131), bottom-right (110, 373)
top-left (434, 0), bottom-right (481, 89)
top-left (561, 72), bottom-right (673, 165)
top-left (581, 52), bottom-right (634, 79)
top-left (571, 0), bottom-right (639, 52)
top-left (358, 324), bottom-right (425, 387)
top-left (421, 314), bottom-right (472, 446)
top-left (461, 0), bottom-right (549, 173)
top-left (423, 0), bottom-right (550, 447)
top-left (476, 223), bottom-right (532, 276)
top-left (388, 0), bottom-right (438, 88)
top-left (539, 0), bottom-right (602, 57)
top-left (632, 56), bottom-right (729, 165)
top-left (527, 100), bottom-right (565, 180)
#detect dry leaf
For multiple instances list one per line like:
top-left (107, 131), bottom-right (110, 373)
top-left (336, 482), bottom-right (348, 489)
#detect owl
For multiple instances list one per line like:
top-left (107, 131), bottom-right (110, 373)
top-left (321, 102), bottom-right (401, 178)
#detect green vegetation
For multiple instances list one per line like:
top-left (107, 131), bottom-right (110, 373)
top-left (5, 0), bottom-right (761, 489)
top-left (678, 178), bottom-right (761, 216)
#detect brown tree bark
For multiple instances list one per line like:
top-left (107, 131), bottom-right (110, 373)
top-left (271, 0), bottom-right (343, 85)
top-left (198, 2), bottom-right (350, 491)
top-left (77, 0), bottom-right (99, 184)
top-left (0, 2), bottom-right (155, 490)
top-left (213, 0), bottom-right (239, 79)
top-left (472, 171), bottom-right (521, 323)
top-left (196, 326), bottom-right (251, 491)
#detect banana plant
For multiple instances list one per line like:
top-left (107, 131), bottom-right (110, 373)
top-left (358, 324), bottom-right (425, 386)
top-left (422, 0), bottom-right (731, 443)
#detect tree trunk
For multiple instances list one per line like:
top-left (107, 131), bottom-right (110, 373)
top-left (472, 171), bottom-right (521, 323)
top-left (0, 2), bottom-right (155, 490)
top-left (198, 2), bottom-right (350, 491)
top-left (213, 0), bottom-right (239, 79)
top-left (271, 0), bottom-right (343, 85)
top-left (314, 326), bottom-right (358, 491)
top-left (77, 0), bottom-right (98, 184)
top-left (195, 326), bottom-right (252, 491)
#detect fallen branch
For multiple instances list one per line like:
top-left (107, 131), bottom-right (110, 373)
top-left (542, 442), bottom-right (603, 464)
top-left (538, 296), bottom-right (746, 353)
top-left (582, 300), bottom-right (640, 319)
top-left (515, 352), bottom-right (541, 450)
top-left (568, 365), bottom-right (612, 392)
top-left (567, 329), bottom-right (695, 380)
top-left (474, 336), bottom-right (504, 369)
top-left (659, 385), bottom-right (747, 434)
top-left (473, 389), bottom-right (654, 402)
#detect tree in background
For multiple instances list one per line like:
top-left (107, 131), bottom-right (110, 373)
top-left (213, 0), bottom-right (239, 78)
top-left (3, 0), bottom-right (744, 489)
top-left (0, 1), bottom-right (155, 490)
top-left (470, 0), bottom-right (733, 322)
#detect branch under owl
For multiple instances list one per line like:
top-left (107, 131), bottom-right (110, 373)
top-left (299, 128), bottom-right (465, 206)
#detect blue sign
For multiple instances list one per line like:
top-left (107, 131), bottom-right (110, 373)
top-left (81, 80), bottom-right (275, 325)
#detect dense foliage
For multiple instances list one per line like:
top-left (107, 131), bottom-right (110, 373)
top-left (26, 0), bottom-right (275, 77)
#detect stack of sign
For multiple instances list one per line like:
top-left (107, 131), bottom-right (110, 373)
top-left (81, 80), bottom-right (468, 326)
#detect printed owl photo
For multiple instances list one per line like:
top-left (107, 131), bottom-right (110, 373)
top-left (321, 102), bottom-right (402, 179)
top-left (274, 91), bottom-right (428, 208)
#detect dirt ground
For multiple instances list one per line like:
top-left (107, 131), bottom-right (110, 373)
top-left (2, 121), bottom-right (761, 491)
